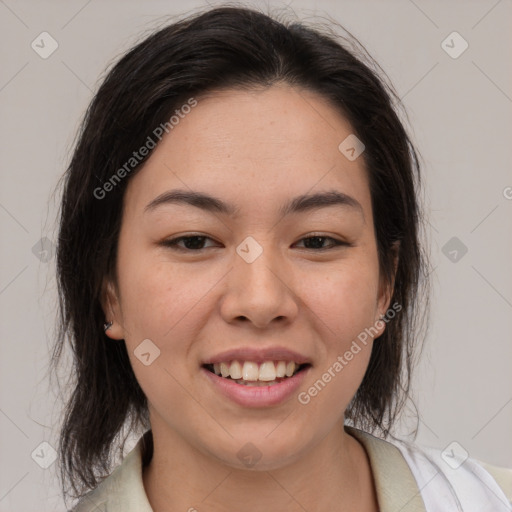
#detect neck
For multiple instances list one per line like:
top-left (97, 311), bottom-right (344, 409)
top-left (142, 419), bottom-right (378, 512)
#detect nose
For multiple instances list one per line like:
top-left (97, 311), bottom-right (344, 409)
top-left (220, 242), bottom-right (299, 329)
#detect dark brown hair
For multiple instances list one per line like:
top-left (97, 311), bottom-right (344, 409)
top-left (53, 4), bottom-right (429, 501)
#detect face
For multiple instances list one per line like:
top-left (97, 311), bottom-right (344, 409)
top-left (103, 84), bottom-right (393, 470)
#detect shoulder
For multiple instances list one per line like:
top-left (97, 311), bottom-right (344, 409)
top-left (478, 461), bottom-right (512, 503)
top-left (396, 437), bottom-right (511, 508)
top-left (348, 427), bottom-right (512, 512)
top-left (70, 435), bottom-right (153, 512)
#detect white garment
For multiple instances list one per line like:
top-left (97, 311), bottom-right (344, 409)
top-left (391, 437), bottom-right (512, 512)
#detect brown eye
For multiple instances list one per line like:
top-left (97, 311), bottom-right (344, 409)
top-left (295, 236), bottom-right (349, 250)
top-left (162, 235), bottom-right (219, 251)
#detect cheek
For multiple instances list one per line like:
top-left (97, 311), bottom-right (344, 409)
top-left (117, 247), bottom-right (208, 340)
top-left (115, 254), bottom-right (210, 418)
top-left (302, 256), bottom-right (381, 344)
top-left (295, 256), bottom-right (380, 410)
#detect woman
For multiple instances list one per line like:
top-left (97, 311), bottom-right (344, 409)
top-left (53, 5), bottom-right (512, 512)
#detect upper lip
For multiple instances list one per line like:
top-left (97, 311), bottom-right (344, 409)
top-left (202, 346), bottom-right (311, 365)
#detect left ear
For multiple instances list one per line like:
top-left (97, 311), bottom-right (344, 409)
top-left (100, 275), bottom-right (125, 341)
top-left (375, 242), bottom-right (400, 334)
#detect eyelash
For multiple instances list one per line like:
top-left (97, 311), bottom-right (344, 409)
top-left (161, 234), bottom-right (350, 252)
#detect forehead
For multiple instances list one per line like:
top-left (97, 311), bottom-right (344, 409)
top-left (123, 84), bottom-right (372, 220)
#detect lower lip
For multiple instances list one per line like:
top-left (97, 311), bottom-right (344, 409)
top-left (201, 366), bottom-right (311, 408)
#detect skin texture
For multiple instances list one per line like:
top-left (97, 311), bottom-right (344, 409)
top-left (103, 84), bottom-right (394, 512)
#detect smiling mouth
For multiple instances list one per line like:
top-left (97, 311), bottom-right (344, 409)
top-left (203, 360), bottom-right (311, 386)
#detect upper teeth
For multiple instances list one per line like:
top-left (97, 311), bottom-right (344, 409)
top-left (211, 361), bottom-right (299, 381)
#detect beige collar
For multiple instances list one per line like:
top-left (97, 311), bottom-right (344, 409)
top-left (345, 426), bottom-right (426, 512)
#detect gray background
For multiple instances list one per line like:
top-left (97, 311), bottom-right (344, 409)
top-left (0, 0), bottom-right (511, 510)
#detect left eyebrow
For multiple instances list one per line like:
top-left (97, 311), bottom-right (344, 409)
top-left (144, 188), bottom-right (364, 220)
top-left (278, 190), bottom-right (364, 219)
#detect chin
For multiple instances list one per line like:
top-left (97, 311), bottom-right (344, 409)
top-left (202, 426), bottom-right (316, 471)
